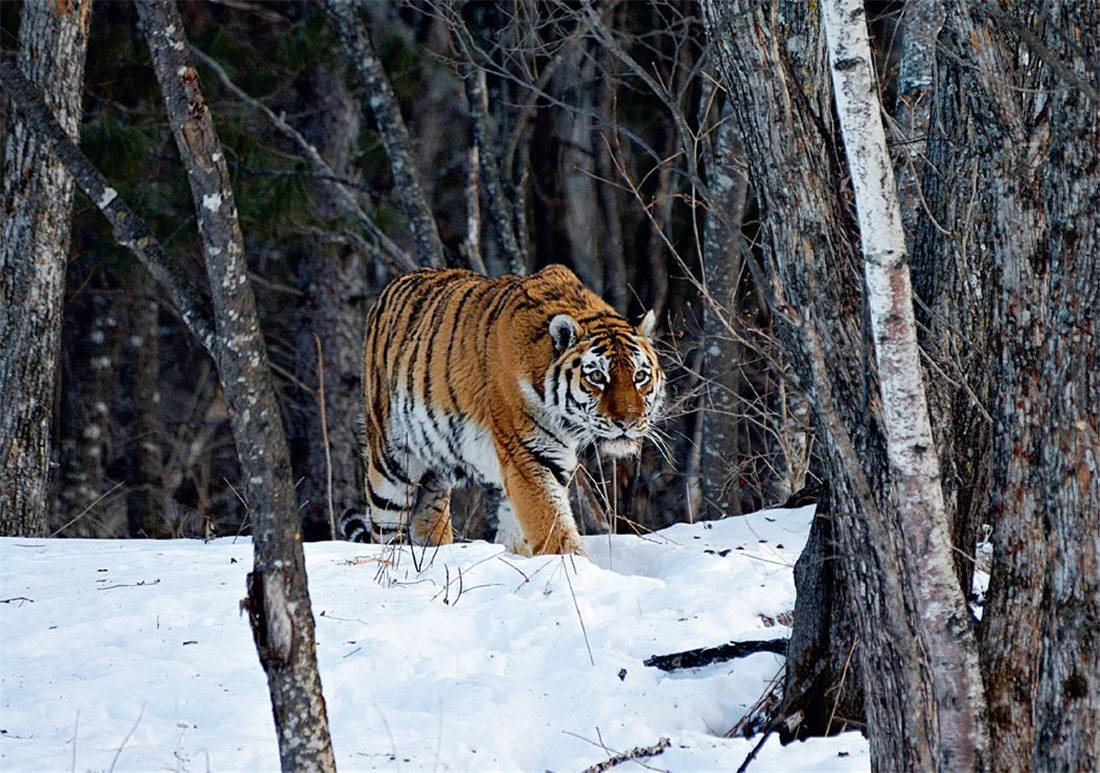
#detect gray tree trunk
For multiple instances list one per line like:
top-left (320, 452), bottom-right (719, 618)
top-left (556, 42), bottom-right (602, 294)
top-left (135, 1), bottom-right (335, 768)
top-left (125, 274), bottom-right (171, 538)
top-left (701, 2), bottom-right (957, 767)
top-left (923, 5), bottom-right (1099, 770)
top-left (822, 1), bottom-right (988, 764)
top-left (323, 0), bottom-right (444, 269)
top-left (57, 291), bottom-right (126, 536)
top-left (0, 0), bottom-right (92, 537)
top-left (700, 103), bottom-right (749, 519)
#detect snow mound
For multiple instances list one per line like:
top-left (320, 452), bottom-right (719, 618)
top-left (1, 504), bottom-right (868, 771)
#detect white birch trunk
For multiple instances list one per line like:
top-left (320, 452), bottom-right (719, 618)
top-left (821, 1), bottom-right (988, 769)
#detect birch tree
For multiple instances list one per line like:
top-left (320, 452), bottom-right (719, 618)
top-left (821, 0), bottom-right (988, 766)
top-left (0, 0), bottom-right (92, 536)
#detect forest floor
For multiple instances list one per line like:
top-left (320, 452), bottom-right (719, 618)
top-left (1, 504), bottom-right (870, 771)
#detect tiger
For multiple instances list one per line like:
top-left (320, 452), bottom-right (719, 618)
top-left (340, 264), bottom-right (664, 556)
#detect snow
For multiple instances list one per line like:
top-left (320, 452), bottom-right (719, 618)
top-left (1, 505), bottom-right (869, 771)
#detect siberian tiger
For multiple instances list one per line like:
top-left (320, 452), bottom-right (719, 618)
top-left (341, 264), bottom-right (664, 556)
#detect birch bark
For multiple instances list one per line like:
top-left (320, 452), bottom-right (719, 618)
top-left (0, 0), bottom-right (92, 536)
top-left (821, 1), bottom-right (988, 768)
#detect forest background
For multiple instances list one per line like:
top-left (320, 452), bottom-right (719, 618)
top-left (1, 1), bottom-right (1095, 771)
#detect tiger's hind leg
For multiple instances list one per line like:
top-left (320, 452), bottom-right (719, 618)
top-left (350, 449), bottom-right (425, 544)
top-left (409, 473), bottom-right (453, 546)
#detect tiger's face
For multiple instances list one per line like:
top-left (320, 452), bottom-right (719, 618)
top-left (544, 311), bottom-right (664, 458)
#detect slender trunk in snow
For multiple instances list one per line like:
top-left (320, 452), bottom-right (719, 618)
top-left (125, 274), bottom-right (171, 538)
top-left (0, 0), bottom-right (92, 537)
top-left (135, 1), bottom-right (335, 769)
top-left (821, 1), bottom-right (988, 768)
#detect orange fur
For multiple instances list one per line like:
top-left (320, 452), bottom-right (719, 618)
top-left (350, 265), bottom-right (663, 555)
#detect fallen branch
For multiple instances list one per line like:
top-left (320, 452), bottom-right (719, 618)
top-left (582, 737), bottom-right (671, 773)
top-left (644, 638), bottom-right (787, 671)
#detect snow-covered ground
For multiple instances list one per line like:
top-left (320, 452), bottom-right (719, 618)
top-left (1, 505), bottom-right (869, 771)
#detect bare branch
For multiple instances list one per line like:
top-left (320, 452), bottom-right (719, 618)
top-left (0, 52), bottom-right (216, 353)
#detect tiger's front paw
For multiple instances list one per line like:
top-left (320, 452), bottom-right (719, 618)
top-left (533, 528), bottom-right (588, 557)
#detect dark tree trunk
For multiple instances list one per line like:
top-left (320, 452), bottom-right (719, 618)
top-left (556, 41), bottom-right (602, 294)
top-left (919, 6), bottom-right (1099, 769)
top-left (135, 1), bottom-right (335, 768)
top-left (291, 62), bottom-right (368, 541)
top-left (125, 273), bottom-right (171, 538)
top-left (0, 0), bottom-right (92, 537)
top-left (322, 0), bottom-right (444, 269)
top-left (57, 289), bottom-right (125, 536)
top-left (782, 506), bottom-right (864, 740)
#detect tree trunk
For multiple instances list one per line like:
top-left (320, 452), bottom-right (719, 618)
top-left (556, 42), bottom-right (602, 294)
top-left (135, 1), bottom-right (335, 768)
top-left (919, 5), bottom-right (1099, 770)
top-left (0, 0), bottom-right (92, 537)
top-left (699, 103), bottom-right (749, 519)
top-left (822, 1), bottom-right (988, 765)
top-left (322, 0), bottom-right (444, 269)
top-left (125, 273), bottom-right (171, 538)
top-left (701, 2), bottom-right (961, 767)
top-left (57, 289), bottom-right (126, 536)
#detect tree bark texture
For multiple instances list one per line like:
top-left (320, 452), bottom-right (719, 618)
top-left (462, 64), bottom-right (524, 275)
top-left (701, 2), bottom-right (954, 768)
top-left (0, 0), bottom-right (92, 537)
top-left (322, 0), bottom-right (445, 269)
top-left (894, 0), bottom-right (983, 599)
top-left (135, 1), bottom-right (335, 769)
top-left (920, 5), bottom-right (1099, 770)
top-left (291, 61), bottom-right (367, 540)
top-left (822, 0), bottom-right (988, 766)
top-left (700, 103), bottom-right (749, 519)
top-left (556, 41), bottom-right (603, 294)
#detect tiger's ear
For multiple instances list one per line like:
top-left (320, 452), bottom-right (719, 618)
top-left (637, 309), bottom-right (657, 338)
top-left (549, 313), bottom-right (579, 354)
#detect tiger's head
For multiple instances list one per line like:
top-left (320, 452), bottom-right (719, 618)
top-left (543, 310), bottom-right (664, 458)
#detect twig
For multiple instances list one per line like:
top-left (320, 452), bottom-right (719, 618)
top-left (643, 638), bottom-right (787, 671)
top-left (0, 596), bottom-right (35, 604)
top-left (582, 736), bottom-right (671, 773)
top-left (50, 481), bottom-right (126, 538)
top-left (562, 556), bottom-right (595, 666)
top-left (735, 727), bottom-right (773, 773)
top-left (70, 710), bottom-right (79, 773)
top-left (825, 636), bottom-right (859, 735)
top-left (313, 334), bottom-right (337, 540)
top-left (107, 702), bottom-right (144, 773)
top-left (96, 579), bottom-right (161, 591)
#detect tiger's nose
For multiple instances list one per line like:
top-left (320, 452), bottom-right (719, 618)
top-left (614, 416), bottom-right (640, 431)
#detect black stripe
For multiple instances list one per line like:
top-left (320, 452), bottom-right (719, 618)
top-left (366, 478), bottom-right (412, 513)
top-left (443, 280), bottom-right (487, 411)
top-left (518, 437), bottom-right (571, 487)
